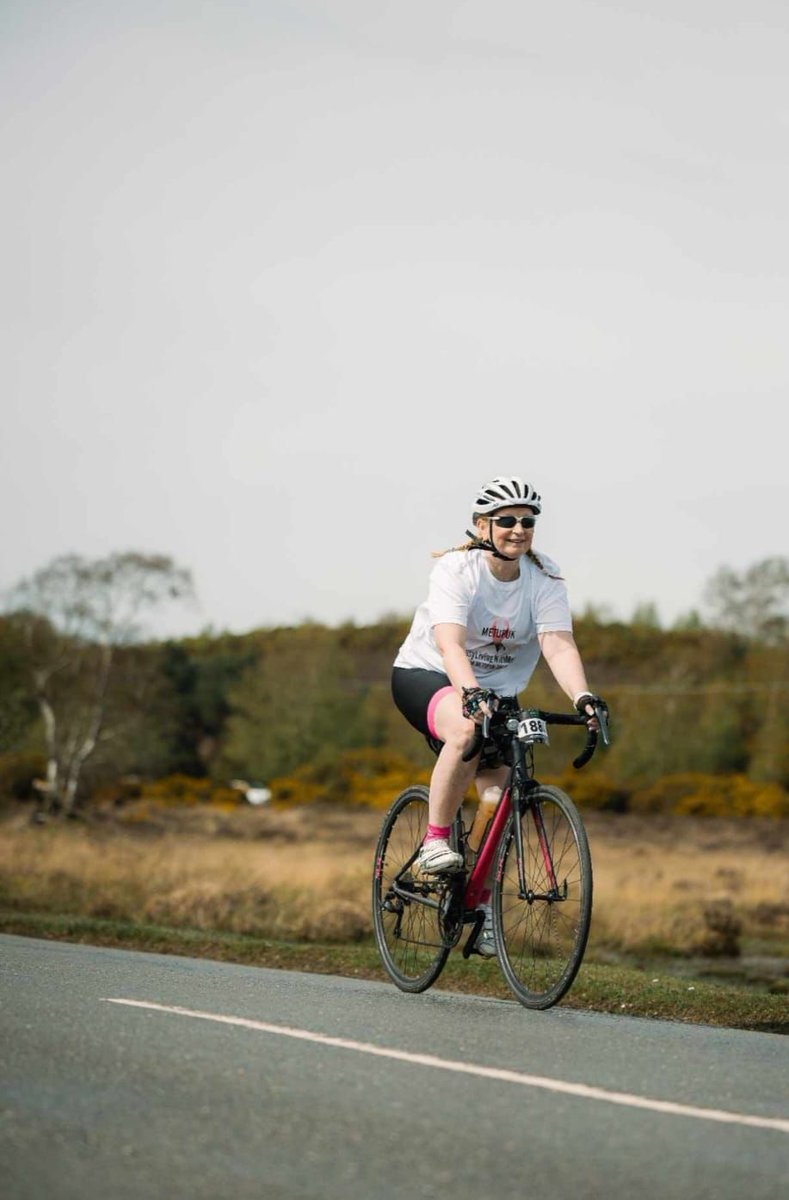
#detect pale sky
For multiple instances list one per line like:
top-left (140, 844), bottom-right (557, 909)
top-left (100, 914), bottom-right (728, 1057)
top-left (2, 0), bottom-right (788, 636)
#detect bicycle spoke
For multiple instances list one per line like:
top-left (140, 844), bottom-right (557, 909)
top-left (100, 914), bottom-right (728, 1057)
top-left (372, 786), bottom-right (451, 992)
top-left (493, 786), bottom-right (592, 1009)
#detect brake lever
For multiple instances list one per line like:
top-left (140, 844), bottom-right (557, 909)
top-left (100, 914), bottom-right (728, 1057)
top-left (595, 704), bottom-right (611, 747)
top-left (572, 703), bottom-right (610, 769)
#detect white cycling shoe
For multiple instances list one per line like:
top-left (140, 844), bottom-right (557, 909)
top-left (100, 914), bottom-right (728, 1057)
top-left (474, 905), bottom-right (497, 958)
top-left (415, 838), bottom-right (464, 875)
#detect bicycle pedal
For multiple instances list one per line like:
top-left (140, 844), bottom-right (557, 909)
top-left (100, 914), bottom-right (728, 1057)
top-left (412, 861), bottom-right (460, 880)
top-left (461, 913), bottom-right (487, 959)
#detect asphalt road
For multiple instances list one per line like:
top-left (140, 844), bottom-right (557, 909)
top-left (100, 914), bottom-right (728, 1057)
top-left (1, 934), bottom-right (787, 1200)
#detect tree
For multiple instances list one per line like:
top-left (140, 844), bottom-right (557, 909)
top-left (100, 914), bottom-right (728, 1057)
top-left (631, 601), bottom-right (661, 629)
top-left (703, 557), bottom-right (789, 645)
top-left (577, 601), bottom-right (617, 624)
top-left (216, 626), bottom-right (378, 783)
top-left (672, 610), bottom-right (704, 632)
top-left (5, 552), bottom-right (194, 814)
top-left (0, 616), bottom-right (39, 752)
top-left (743, 642), bottom-right (789, 785)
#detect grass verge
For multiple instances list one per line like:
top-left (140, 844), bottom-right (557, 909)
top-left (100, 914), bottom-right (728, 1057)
top-left (2, 909), bottom-right (786, 1035)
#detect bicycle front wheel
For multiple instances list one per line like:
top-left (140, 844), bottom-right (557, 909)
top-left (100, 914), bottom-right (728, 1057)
top-left (493, 785), bottom-right (592, 1010)
top-left (372, 785), bottom-right (450, 993)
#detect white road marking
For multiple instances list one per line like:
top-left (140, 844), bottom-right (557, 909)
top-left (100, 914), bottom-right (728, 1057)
top-left (103, 998), bottom-right (789, 1135)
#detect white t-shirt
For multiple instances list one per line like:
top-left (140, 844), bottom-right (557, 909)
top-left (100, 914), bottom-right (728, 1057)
top-left (394, 549), bottom-right (573, 695)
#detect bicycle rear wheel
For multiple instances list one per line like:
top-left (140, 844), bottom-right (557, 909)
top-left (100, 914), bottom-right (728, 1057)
top-left (372, 785), bottom-right (451, 992)
top-left (493, 785), bottom-right (592, 1010)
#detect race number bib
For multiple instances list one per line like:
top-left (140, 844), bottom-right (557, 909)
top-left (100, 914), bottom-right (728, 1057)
top-left (517, 715), bottom-right (549, 745)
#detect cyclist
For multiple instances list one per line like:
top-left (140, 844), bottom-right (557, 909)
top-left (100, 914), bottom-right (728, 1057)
top-left (391, 475), bottom-right (608, 956)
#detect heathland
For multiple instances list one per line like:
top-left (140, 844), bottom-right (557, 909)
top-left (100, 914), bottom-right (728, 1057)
top-left (1, 802), bottom-right (786, 1032)
top-left (1, 564), bottom-right (787, 1029)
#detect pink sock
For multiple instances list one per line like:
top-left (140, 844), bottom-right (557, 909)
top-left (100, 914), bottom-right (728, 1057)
top-left (425, 823), bottom-right (451, 843)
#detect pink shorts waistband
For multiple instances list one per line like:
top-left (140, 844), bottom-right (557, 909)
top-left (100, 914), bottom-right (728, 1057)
top-left (426, 686), bottom-right (456, 739)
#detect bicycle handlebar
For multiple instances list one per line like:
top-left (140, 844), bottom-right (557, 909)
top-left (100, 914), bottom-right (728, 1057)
top-left (461, 703), bottom-right (610, 768)
top-left (570, 704), bottom-right (611, 769)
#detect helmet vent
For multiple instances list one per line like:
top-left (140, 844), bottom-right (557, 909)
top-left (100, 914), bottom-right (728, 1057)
top-left (472, 475), bottom-right (542, 516)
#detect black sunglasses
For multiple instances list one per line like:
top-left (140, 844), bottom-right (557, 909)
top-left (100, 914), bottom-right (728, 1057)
top-left (491, 515), bottom-right (537, 529)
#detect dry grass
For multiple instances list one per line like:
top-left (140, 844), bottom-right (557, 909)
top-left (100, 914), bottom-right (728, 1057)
top-left (0, 811), bottom-right (372, 943)
top-left (1, 805), bottom-right (787, 960)
top-left (585, 813), bottom-right (789, 957)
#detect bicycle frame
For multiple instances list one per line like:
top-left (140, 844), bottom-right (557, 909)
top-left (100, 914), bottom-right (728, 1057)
top-left (386, 771), bottom-right (522, 924)
top-left (461, 737), bottom-right (558, 913)
top-left (374, 703), bottom-right (607, 1004)
top-left (388, 707), bottom-right (606, 946)
top-left (462, 705), bottom-right (608, 913)
top-left (462, 784), bottom-right (514, 911)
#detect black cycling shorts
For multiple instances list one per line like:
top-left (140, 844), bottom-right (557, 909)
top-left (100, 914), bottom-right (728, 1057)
top-left (391, 667), bottom-right (454, 739)
top-left (391, 666), bottom-right (515, 770)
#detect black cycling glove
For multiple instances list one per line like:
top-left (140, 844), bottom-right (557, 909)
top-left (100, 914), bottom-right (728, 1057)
top-left (461, 687), bottom-right (499, 720)
top-left (574, 693), bottom-right (609, 718)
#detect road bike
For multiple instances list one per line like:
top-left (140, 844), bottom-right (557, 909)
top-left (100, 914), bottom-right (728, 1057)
top-left (372, 703), bottom-right (610, 1010)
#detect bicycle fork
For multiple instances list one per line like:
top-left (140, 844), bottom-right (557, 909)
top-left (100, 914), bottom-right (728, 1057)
top-left (511, 780), bottom-right (564, 903)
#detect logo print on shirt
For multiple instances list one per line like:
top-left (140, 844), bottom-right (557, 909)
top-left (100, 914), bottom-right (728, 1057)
top-left (481, 618), bottom-right (516, 655)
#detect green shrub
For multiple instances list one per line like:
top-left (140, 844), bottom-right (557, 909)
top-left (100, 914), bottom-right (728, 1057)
top-left (129, 774), bottom-right (245, 809)
top-left (0, 752), bottom-right (46, 803)
top-left (630, 772), bottom-right (788, 818)
top-left (270, 749), bottom-right (430, 809)
top-left (545, 770), bottom-right (630, 812)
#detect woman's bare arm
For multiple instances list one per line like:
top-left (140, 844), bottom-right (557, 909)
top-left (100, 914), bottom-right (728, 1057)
top-left (538, 630), bottom-right (591, 705)
top-left (433, 623), bottom-right (480, 692)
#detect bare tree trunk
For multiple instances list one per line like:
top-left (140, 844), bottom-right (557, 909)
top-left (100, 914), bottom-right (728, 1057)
top-left (62, 772), bottom-right (79, 815)
top-left (36, 690), bottom-right (61, 816)
top-left (11, 552), bottom-right (195, 820)
top-left (60, 644), bottom-right (113, 815)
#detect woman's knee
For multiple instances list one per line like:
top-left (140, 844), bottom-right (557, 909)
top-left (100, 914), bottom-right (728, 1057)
top-left (432, 694), bottom-right (477, 753)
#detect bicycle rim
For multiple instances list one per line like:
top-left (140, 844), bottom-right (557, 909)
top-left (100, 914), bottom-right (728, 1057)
top-left (372, 785), bottom-right (450, 992)
top-left (493, 785), bottom-right (592, 1010)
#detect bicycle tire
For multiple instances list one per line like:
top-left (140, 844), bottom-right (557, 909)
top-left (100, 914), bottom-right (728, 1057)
top-left (372, 785), bottom-right (451, 993)
top-left (493, 785), bottom-right (592, 1010)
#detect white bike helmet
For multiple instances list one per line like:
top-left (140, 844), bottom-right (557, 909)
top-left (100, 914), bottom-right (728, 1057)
top-left (473, 476), bottom-right (542, 516)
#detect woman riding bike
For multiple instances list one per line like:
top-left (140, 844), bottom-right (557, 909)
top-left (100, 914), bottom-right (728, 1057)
top-left (391, 475), bottom-right (608, 956)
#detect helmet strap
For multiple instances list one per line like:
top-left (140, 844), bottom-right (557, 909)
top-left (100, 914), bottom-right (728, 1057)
top-left (464, 525), bottom-right (516, 562)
